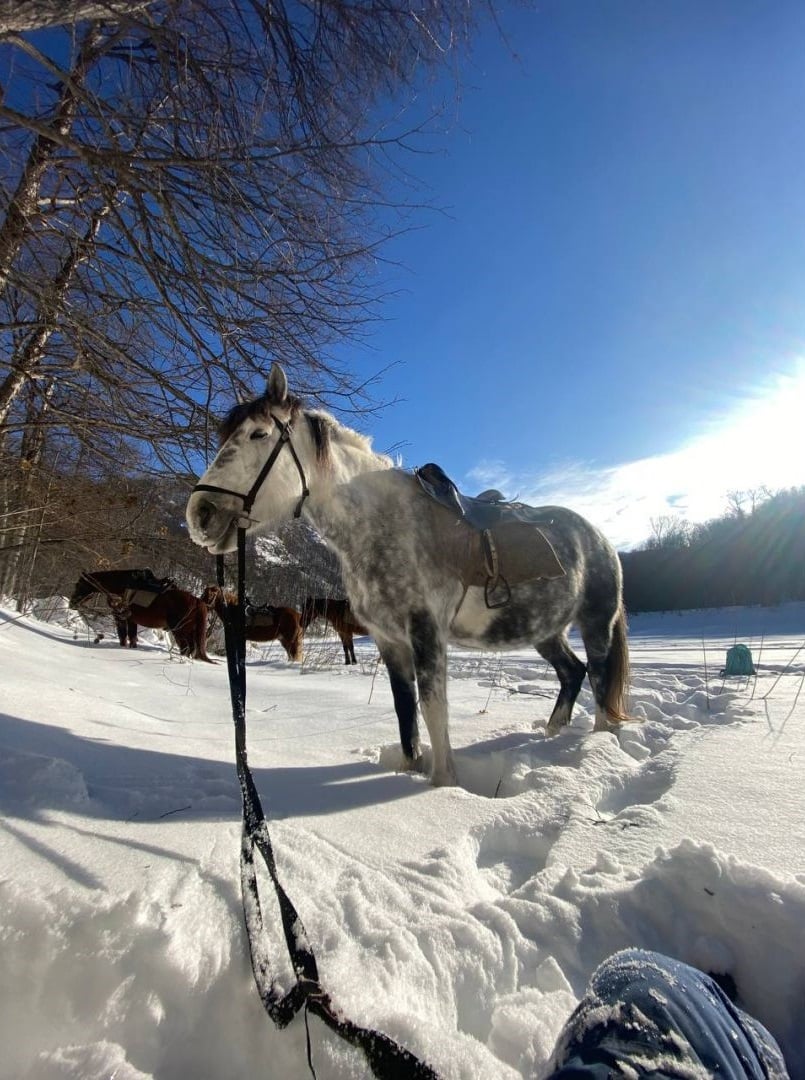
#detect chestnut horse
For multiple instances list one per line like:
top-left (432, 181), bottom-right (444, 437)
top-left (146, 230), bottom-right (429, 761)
top-left (70, 569), bottom-right (214, 662)
top-left (301, 597), bottom-right (369, 665)
top-left (201, 586), bottom-right (304, 661)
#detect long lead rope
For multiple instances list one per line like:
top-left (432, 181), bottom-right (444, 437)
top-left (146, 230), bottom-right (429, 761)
top-left (216, 529), bottom-right (439, 1079)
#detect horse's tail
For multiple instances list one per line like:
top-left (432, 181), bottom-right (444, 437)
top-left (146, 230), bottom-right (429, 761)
top-left (285, 614), bottom-right (304, 662)
top-left (194, 600), bottom-right (216, 664)
top-left (604, 608), bottom-right (632, 722)
top-left (288, 631), bottom-right (304, 662)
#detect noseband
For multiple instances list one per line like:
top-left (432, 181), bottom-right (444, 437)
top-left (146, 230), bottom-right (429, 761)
top-left (192, 414), bottom-right (310, 524)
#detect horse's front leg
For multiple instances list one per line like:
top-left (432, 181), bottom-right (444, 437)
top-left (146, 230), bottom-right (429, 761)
top-left (410, 609), bottom-right (456, 787)
top-left (376, 638), bottom-right (422, 773)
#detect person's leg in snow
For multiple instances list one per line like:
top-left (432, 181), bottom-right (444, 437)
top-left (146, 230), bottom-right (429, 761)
top-left (545, 948), bottom-right (789, 1078)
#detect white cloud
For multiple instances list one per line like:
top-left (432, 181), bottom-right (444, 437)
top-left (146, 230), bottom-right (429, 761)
top-left (462, 360), bottom-right (805, 550)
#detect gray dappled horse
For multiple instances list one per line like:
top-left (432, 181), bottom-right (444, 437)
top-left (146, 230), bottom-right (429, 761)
top-left (186, 365), bottom-right (630, 786)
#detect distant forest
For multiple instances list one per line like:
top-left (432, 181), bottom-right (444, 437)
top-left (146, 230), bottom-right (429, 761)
top-left (620, 486), bottom-right (805, 613)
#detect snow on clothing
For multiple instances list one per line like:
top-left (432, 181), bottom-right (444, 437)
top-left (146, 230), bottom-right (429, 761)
top-left (546, 949), bottom-right (789, 1079)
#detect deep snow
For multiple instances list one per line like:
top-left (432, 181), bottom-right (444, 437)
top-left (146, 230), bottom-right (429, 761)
top-left (1, 599), bottom-right (803, 1079)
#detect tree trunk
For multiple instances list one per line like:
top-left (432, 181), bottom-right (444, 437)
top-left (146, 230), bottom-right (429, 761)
top-left (0, 25), bottom-right (102, 301)
top-left (0, 202), bottom-right (110, 426)
top-left (1, 2), bottom-right (150, 35)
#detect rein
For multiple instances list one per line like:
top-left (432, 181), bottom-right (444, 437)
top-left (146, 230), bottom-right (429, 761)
top-left (215, 529), bottom-right (439, 1080)
top-left (193, 415), bottom-right (310, 524)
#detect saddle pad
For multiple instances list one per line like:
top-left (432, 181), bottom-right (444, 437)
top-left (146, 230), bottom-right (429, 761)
top-left (123, 588), bottom-right (161, 609)
top-left (247, 612), bottom-right (279, 630)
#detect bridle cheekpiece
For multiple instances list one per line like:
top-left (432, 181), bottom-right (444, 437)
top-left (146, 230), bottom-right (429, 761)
top-left (192, 414), bottom-right (310, 527)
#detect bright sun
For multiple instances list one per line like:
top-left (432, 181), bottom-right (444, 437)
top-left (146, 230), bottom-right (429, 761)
top-left (679, 360), bottom-right (805, 519)
top-left (515, 358), bottom-right (805, 549)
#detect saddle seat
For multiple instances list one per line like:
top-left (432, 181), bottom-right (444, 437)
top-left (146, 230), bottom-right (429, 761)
top-left (244, 600), bottom-right (280, 628)
top-left (114, 569), bottom-right (177, 612)
top-left (415, 463), bottom-right (565, 607)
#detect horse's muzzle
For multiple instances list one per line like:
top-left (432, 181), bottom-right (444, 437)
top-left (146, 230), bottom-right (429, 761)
top-left (185, 492), bottom-right (241, 554)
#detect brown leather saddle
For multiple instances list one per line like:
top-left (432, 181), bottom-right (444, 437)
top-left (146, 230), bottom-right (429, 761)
top-left (111, 570), bottom-right (177, 615)
top-left (415, 463), bottom-right (565, 608)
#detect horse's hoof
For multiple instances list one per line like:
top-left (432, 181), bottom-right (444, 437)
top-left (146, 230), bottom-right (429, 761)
top-left (399, 754), bottom-right (424, 774)
top-left (430, 769), bottom-right (458, 788)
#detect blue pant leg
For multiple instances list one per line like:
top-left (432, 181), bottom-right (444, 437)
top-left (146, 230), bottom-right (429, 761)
top-left (546, 949), bottom-right (789, 1079)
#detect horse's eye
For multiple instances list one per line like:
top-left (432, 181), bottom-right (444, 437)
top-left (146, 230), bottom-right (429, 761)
top-left (250, 430), bottom-right (268, 441)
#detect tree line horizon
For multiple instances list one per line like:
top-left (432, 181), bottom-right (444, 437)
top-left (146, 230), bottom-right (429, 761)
top-left (3, 450), bottom-right (803, 618)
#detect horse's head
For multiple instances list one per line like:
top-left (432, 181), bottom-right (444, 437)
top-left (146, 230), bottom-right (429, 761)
top-left (200, 585), bottom-right (220, 606)
top-left (186, 364), bottom-right (314, 554)
top-left (200, 585), bottom-right (237, 616)
top-left (69, 573), bottom-right (97, 609)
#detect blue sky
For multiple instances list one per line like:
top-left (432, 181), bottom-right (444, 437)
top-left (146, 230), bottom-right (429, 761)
top-left (338, 0), bottom-right (805, 548)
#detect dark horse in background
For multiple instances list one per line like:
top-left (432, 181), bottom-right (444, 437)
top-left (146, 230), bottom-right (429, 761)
top-left (70, 569), bottom-right (214, 662)
top-left (186, 364), bottom-right (632, 786)
top-left (301, 597), bottom-right (369, 665)
top-left (201, 586), bottom-right (304, 661)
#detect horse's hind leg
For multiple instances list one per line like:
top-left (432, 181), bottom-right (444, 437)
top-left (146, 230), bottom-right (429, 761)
top-left (377, 638), bottom-right (422, 772)
top-left (339, 632), bottom-right (351, 665)
top-left (346, 634), bottom-right (357, 665)
top-left (537, 635), bottom-right (587, 735)
top-left (127, 619), bottom-right (138, 648)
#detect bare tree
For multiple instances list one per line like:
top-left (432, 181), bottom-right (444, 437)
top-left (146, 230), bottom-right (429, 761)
top-left (724, 486), bottom-right (774, 521)
top-left (645, 514), bottom-right (692, 550)
top-left (1, 2), bottom-right (478, 434)
top-left (0, 0), bottom-right (486, 596)
top-left (0, 1), bottom-right (152, 35)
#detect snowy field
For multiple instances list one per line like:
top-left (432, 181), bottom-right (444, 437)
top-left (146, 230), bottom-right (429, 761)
top-left (1, 598), bottom-right (804, 1080)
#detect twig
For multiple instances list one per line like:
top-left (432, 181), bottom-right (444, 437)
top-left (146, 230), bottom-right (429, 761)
top-left (157, 804), bottom-right (192, 819)
top-left (762, 640), bottom-right (805, 701)
top-left (479, 653), bottom-right (502, 714)
top-left (367, 653), bottom-right (382, 705)
top-left (749, 633), bottom-right (764, 701)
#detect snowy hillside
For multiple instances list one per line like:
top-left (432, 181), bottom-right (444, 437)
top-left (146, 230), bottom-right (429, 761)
top-left (1, 600), bottom-right (803, 1079)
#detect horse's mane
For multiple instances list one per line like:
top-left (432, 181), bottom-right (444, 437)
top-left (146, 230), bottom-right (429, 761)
top-left (219, 393), bottom-right (304, 445)
top-left (219, 391), bottom-right (391, 470)
top-left (306, 409), bottom-right (392, 469)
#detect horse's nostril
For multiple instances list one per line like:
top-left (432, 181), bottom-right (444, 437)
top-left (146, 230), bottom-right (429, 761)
top-left (197, 501), bottom-right (214, 530)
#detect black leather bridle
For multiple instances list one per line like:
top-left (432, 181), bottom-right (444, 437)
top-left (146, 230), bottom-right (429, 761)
top-left (192, 414), bottom-right (310, 524)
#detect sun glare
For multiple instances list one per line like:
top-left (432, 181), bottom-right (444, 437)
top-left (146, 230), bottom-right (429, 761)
top-left (679, 360), bottom-right (805, 520)
top-left (505, 358), bottom-right (805, 549)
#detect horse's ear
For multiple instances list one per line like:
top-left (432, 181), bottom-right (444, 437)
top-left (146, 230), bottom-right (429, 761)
top-left (267, 363), bottom-right (288, 406)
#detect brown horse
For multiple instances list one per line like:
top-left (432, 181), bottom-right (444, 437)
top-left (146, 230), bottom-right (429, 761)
top-left (301, 597), bottom-right (369, 665)
top-left (201, 586), bottom-right (304, 661)
top-left (70, 569), bottom-right (214, 662)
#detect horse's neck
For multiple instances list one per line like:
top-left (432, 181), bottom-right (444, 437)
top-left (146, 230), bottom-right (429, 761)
top-left (305, 437), bottom-right (393, 553)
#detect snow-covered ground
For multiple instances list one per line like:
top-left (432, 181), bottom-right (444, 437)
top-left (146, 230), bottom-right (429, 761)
top-left (1, 598), bottom-right (803, 1080)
